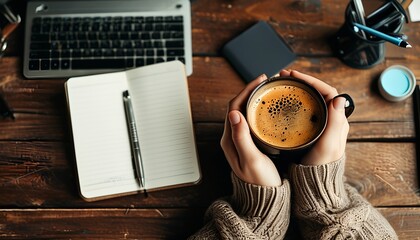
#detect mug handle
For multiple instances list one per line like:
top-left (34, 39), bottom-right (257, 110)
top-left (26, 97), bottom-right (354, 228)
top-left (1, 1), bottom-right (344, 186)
top-left (333, 93), bottom-right (355, 118)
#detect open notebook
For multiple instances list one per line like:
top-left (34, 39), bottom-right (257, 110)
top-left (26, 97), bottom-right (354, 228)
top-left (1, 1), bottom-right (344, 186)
top-left (65, 61), bottom-right (200, 201)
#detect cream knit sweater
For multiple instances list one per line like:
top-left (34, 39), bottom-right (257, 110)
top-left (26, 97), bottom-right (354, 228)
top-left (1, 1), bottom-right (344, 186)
top-left (189, 157), bottom-right (398, 239)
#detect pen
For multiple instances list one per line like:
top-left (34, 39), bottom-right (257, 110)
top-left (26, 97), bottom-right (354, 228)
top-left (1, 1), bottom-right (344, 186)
top-left (353, 22), bottom-right (412, 48)
top-left (388, 33), bottom-right (408, 40)
top-left (353, 0), bottom-right (366, 25)
top-left (123, 90), bottom-right (146, 189)
top-left (351, 0), bottom-right (366, 38)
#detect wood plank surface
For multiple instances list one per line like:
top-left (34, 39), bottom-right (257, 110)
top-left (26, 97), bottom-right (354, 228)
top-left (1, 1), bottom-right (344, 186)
top-left (1, 140), bottom-right (418, 207)
top-left (0, 57), bottom-right (419, 207)
top-left (381, 208), bottom-right (420, 240)
top-left (0, 0), bottom-right (419, 238)
top-left (1, 207), bottom-right (420, 239)
top-left (0, 57), bottom-right (418, 140)
top-left (189, 0), bottom-right (420, 58)
top-left (0, 208), bottom-right (205, 239)
top-left (4, 0), bottom-right (420, 59)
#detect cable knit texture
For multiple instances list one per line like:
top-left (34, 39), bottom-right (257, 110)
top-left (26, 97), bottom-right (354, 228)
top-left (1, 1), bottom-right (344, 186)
top-left (290, 156), bottom-right (398, 240)
top-left (189, 157), bottom-right (398, 239)
top-left (188, 172), bottom-right (291, 239)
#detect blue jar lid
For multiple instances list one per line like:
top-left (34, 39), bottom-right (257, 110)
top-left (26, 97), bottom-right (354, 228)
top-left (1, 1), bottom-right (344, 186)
top-left (379, 65), bottom-right (416, 102)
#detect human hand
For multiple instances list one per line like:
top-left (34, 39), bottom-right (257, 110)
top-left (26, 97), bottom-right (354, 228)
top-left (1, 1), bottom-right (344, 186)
top-left (279, 70), bottom-right (350, 165)
top-left (220, 74), bottom-right (282, 186)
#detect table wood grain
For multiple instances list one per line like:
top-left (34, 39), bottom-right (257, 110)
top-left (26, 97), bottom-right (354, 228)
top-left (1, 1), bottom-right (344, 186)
top-left (0, 0), bottom-right (419, 238)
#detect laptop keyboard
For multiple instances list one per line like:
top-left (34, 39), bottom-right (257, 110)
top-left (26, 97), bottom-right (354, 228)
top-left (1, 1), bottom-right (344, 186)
top-left (28, 15), bottom-right (186, 73)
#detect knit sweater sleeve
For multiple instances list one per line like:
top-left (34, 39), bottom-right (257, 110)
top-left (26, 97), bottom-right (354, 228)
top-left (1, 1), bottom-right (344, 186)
top-left (188, 172), bottom-right (291, 239)
top-left (290, 156), bottom-right (398, 239)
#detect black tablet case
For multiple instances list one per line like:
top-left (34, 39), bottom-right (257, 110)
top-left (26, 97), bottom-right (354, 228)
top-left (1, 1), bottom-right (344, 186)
top-left (222, 21), bottom-right (296, 82)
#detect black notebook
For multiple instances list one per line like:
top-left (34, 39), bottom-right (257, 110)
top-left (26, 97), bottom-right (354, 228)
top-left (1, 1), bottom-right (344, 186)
top-left (222, 21), bottom-right (296, 82)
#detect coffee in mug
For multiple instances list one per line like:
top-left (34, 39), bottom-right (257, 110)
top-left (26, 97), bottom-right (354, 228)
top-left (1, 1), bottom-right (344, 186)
top-left (247, 77), bottom-right (327, 153)
top-left (247, 76), bottom-right (328, 156)
top-left (246, 77), bottom-right (354, 156)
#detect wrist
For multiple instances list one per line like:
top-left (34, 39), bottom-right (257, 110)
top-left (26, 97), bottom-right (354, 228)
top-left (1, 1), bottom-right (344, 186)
top-left (290, 156), bottom-right (348, 209)
top-left (230, 172), bottom-right (289, 217)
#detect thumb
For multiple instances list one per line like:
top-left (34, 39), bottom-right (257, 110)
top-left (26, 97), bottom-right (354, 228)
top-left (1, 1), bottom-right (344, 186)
top-left (228, 110), bottom-right (262, 160)
top-left (324, 96), bottom-right (349, 157)
top-left (331, 96), bottom-right (347, 120)
top-left (332, 96), bottom-right (346, 112)
top-left (302, 96), bottom-right (349, 165)
top-left (325, 96), bottom-right (348, 136)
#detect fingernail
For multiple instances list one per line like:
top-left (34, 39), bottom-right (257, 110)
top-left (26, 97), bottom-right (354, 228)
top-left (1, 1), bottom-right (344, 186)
top-left (258, 74), bottom-right (268, 80)
top-left (333, 96), bottom-right (346, 110)
top-left (229, 111), bottom-right (241, 125)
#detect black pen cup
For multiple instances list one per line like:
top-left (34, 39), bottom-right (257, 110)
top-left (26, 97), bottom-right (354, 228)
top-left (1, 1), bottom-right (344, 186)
top-left (330, 1), bottom-right (405, 69)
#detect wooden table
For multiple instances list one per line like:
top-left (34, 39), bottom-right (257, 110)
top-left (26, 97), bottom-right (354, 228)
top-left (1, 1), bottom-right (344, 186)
top-left (1, 0), bottom-right (419, 238)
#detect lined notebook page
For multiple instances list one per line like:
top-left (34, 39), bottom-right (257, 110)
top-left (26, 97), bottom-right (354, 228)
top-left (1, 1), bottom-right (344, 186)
top-left (126, 61), bottom-right (200, 190)
top-left (66, 72), bottom-right (139, 200)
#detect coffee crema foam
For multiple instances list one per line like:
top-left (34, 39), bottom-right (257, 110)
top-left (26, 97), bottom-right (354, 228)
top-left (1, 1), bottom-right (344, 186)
top-left (248, 84), bottom-right (324, 148)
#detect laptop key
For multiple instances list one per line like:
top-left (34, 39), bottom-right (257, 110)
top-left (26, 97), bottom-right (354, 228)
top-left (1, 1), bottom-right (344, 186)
top-left (166, 40), bottom-right (183, 48)
top-left (143, 41), bottom-right (153, 48)
top-left (31, 33), bottom-right (49, 41)
top-left (154, 41), bottom-right (163, 48)
top-left (29, 60), bottom-right (40, 70)
top-left (51, 51), bottom-right (60, 58)
top-left (163, 32), bottom-right (171, 39)
top-left (155, 16), bottom-right (163, 22)
top-left (166, 23), bottom-right (183, 31)
top-left (41, 60), bottom-right (50, 70)
top-left (72, 50), bottom-right (82, 58)
top-left (92, 49), bottom-right (102, 57)
top-left (135, 58), bottom-right (144, 67)
top-left (174, 16), bottom-right (183, 22)
top-left (167, 49), bottom-right (184, 57)
top-left (103, 49), bottom-right (114, 57)
top-left (144, 24), bottom-right (153, 31)
top-left (30, 51), bottom-right (50, 59)
top-left (141, 33), bottom-right (151, 40)
top-left (152, 32), bottom-right (161, 39)
top-left (172, 32), bottom-right (184, 39)
top-left (126, 59), bottom-right (134, 68)
top-left (51, 60), bottom-right (60, 69)
top-left (72, 59), bottom-right (128, 69)
top-left (146, 49), bottom-right (154, 56)
top-left (157, 49), bottom-right (164, 56)
top-left (62, 50), bottom-right (71, 58)
top-left (26, 12), bottom-right (191, 77)
top-left (61, 60), bottom-right (70, 69)
top-left (30, 42), bottom-right (51, 50)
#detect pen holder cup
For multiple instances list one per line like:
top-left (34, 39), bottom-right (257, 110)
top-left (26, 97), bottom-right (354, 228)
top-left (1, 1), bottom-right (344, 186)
top-left (330, 1), bottom-right (405, 69)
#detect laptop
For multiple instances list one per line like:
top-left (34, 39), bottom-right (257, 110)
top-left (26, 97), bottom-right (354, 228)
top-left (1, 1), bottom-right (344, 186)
top-left (23, 0), bottom-right (193, 78)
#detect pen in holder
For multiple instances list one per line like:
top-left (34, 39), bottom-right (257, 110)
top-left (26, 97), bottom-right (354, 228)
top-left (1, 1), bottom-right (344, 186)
top-left (330, 0), bottom-right (406, 69)
top-left (0, 3), bottom-right (21, 57)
